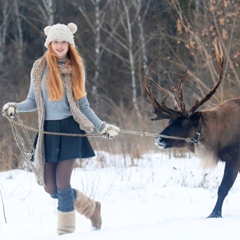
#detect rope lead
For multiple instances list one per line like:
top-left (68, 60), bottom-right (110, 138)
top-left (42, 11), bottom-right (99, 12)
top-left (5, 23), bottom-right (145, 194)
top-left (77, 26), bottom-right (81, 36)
top-left (5, 114), bottom-right (194, 141)
top-left (4, 114), bottom-right (192, 142)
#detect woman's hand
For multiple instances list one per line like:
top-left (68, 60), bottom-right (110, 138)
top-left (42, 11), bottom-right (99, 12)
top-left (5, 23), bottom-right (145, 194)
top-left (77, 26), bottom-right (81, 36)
top-left (97, 122), bottom-right (120, 139)
top-left (2, 102), bottom-right (18, 118)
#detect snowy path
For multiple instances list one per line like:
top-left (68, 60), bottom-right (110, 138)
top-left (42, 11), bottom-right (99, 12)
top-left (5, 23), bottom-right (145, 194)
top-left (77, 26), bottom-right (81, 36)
top-left (1, 153), bottom-right (240, 240)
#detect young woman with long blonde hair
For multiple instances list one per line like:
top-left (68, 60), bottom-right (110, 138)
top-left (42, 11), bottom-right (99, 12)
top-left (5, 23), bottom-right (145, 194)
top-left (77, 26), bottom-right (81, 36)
top-left (2, 23), bottom-right (119, 236)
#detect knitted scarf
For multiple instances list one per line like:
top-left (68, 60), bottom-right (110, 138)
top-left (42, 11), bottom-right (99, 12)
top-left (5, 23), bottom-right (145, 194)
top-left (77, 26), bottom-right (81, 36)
top-left (31, 57), bottom-right (94, 186)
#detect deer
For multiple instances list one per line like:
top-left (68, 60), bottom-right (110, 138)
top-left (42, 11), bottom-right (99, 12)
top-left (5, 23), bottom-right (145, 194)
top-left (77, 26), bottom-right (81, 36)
top-left (143, 41), bottom-right (240, 218)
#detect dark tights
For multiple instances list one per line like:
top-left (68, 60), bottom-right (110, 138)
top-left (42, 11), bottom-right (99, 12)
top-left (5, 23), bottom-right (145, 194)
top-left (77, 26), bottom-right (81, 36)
top-left (44, 159), bottom-right (76, 194)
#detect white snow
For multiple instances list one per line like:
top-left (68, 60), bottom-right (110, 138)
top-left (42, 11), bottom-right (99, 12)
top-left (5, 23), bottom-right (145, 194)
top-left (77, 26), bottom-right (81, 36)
top-left (1, 151), bottom-right (240, 240)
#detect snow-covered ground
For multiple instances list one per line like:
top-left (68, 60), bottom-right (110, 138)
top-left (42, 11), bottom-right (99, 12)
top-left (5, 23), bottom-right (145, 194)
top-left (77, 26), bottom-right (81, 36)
top-left (1, 151), bottom-right (240, 240)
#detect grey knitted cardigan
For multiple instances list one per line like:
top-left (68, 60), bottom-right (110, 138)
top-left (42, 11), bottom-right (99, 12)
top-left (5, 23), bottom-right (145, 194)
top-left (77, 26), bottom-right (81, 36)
top-left (32, 57), bottom-right (94, 186)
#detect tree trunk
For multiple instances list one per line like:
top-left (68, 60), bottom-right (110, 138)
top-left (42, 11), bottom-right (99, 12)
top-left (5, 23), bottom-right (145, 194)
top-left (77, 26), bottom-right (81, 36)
top-left (0, 1), bottom-right (10, 64)
top-left (42, 0), bottom-right (55, 25)
top-left (13, 0), bottom-right (23, 63)
top-left (123, 0), bottom-right (141, 119)
top-left (136, 0), bottom-right (149, 104)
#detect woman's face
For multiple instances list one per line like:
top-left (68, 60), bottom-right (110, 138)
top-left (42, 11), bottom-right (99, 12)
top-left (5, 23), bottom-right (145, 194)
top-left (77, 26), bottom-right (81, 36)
top-left (51, 40), bottom-right (69, 59)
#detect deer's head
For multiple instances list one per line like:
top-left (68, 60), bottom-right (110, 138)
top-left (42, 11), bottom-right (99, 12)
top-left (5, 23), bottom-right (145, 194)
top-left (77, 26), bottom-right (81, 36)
top-left (143, 41), bottom-right (224, 149)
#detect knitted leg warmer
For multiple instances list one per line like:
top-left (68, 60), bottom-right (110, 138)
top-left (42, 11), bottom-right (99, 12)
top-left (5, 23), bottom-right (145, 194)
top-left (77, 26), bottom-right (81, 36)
top-left (50, 191), bottom-right (58, 199)
top-left (57, 186), bottom-right (75, 235)
top-left (73, 189), bottom-right (102, 230)
top-left (58, 186), bottom-right (75, 212)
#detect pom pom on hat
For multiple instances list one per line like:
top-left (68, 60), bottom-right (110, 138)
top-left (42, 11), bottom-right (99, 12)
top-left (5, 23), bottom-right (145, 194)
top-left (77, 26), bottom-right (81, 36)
top-left (68, 23), bottom-right (77, 34)
top-left (44, 26), bottom-right (52, 36)
top-left (44, 23), bottom-right (77, 49)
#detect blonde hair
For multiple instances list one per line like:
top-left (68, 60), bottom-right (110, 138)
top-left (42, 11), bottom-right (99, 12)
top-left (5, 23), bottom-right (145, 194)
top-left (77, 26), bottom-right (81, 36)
top-left (44, 43), bottom-right (86, 101)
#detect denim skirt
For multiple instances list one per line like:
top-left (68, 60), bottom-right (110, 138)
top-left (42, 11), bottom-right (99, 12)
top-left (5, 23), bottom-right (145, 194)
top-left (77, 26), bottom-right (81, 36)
top-left (33, 116), bottom-right (95, 162)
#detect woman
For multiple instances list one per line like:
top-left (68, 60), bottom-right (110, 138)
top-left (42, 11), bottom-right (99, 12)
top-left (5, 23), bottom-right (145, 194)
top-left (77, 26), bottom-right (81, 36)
top-left (2, 23), bottom-right (120, 235)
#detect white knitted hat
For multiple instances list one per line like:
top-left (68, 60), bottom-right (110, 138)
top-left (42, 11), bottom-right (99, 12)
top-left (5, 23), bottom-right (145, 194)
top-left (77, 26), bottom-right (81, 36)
top-left (44, 23), bottom-right (77, 48)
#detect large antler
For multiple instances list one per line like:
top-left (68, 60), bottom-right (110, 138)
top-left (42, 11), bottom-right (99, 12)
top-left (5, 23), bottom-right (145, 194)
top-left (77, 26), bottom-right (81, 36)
top-left (172, 68), bottom-right (188, 115)
top-left (189, 40), bottom-right (224, 114)
top-left (142, 56), bottom-right (183, 120)
top-left (143, 40), bottom-right (224, 120)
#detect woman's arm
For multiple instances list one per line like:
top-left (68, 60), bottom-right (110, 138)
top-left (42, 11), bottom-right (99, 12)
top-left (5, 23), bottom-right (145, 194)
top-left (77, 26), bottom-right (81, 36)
top-left (78, 96), bottom-right (102, 129)
top-left (79, 96), bottom-right (120, 139)
top-left (16, 69), bottom-right (37, 112)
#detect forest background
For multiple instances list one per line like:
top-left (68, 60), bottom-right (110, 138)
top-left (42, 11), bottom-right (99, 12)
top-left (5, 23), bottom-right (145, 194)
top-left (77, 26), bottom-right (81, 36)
top-left (1, 0), bottom-right (240, 170)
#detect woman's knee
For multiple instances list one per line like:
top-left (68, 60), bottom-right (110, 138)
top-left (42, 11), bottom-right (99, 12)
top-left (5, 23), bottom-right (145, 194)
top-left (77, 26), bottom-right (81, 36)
top-left (44, 162), bottom-right (57, 194)
top-left (56, 159), bottom-right (75, 190)
top-left (44, 184), bottom-right (57, 195)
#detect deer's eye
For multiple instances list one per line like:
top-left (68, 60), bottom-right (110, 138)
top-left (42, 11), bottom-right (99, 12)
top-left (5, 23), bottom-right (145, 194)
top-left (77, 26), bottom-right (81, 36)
top-left (181, 119), bottom-right (190, 128)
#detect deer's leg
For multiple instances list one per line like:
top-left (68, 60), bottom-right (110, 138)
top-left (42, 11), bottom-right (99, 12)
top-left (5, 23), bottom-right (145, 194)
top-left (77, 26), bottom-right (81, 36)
top-left (207, 160), bottom-right (239, 218)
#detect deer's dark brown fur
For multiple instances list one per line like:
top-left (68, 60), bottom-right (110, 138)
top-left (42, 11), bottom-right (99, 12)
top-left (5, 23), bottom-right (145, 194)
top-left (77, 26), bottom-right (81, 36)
top-left (143, 42), bottom-right (240, 218)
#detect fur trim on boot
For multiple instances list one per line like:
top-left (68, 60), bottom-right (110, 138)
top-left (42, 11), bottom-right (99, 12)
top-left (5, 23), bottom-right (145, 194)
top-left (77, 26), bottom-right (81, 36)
top-left (57, 210), bottom-right (76, 235)
top-left (74, 189), bottom-right (102, 229)
top-left (74, 189), bottom-right (95, 218)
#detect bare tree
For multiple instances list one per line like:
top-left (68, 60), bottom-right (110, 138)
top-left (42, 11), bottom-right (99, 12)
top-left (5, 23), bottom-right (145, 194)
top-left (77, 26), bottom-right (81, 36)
top-left (13, 0), bottom-right (23, 63)
top-left (35, 0), bottom-right (55, 25)
top-left (122, 0), bottom-right (141, 118)
top-left (18, 0), bottom-right (56, 32)
top-left (67, 0), bottom-right (112, 105)
top-left (135, 0), bottom-right (151, 102)
top-left (101, 0), bottom-right (154, 118)
top-left (157, 0), bottom-right (240, 109)
top-left (136, 0), bottom-right (149, 71)
top-left (0, 0), bottom-right (12, 64)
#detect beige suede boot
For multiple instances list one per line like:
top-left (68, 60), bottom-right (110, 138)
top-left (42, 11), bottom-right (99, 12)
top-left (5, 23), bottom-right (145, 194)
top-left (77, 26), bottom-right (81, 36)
top-left (90, 201), bottom-right (102, 230)
top-left (57, 210), bottom-right (76, 235)
top-left (74, 189), bottom-right (102, 229)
